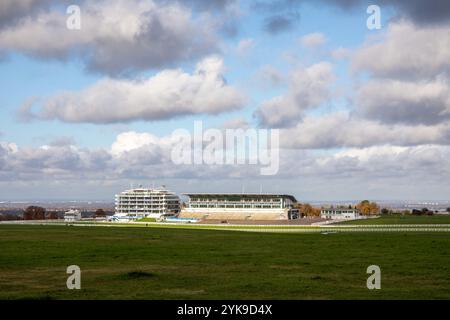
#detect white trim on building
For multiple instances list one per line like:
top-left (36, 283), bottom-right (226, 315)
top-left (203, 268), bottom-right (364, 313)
top-left (114, 187), bottom-right (180, 220)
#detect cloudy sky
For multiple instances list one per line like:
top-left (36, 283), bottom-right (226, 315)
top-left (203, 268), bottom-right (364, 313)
top-left (1, 0), bottom-right (450, 201)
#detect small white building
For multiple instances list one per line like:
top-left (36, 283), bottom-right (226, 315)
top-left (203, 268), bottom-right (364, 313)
top-left (321, 207), bottom-right (360, 220)
top-left (64, 209), bottom-right (81, 222)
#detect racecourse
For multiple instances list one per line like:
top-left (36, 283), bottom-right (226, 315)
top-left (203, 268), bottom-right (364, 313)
top-left (0, 224), bottom-right (449, 299)
top-left (2, 218), bottom-right (450, 233)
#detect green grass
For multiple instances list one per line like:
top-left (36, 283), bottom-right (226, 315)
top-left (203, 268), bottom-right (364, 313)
top-left (0, 225), bottom-right (449, 300)
top-left (335, 214), bottom-right (450, 225)
top-left (136, 218), bottom-right (157, 222)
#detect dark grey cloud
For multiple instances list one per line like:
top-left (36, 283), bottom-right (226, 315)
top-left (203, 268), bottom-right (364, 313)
top-left (48, 136), bottom-right (76, 147)
top-left (327, 0), bottom-right (450, 25)
top-left (355, 78), bottom-right (450, 126)
top-left (379, 0), bottom-right (450, 25)
top-left (263, 13), bottom-right (300, 34)
top-left (255, 0), bottom-right (450, 27)
top-left (252, 0), bottom-right (301, 34)
top-left (0, 0), bottom-right (53, 28)
top-left (177, 0), bottom-right (237, 11)
top-left (84, 7), bottom-right (218, 75)
top-left (0, 0), bottom-right (221, 76)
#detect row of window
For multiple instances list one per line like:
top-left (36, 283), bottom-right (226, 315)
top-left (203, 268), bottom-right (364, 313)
top-left (321, 210), bottom-right (358, 214)
top-left (116, 196), bottom-right (178, 200)
top-left (189, 204), bottom-right (283, 209)
top-left (116, 202), bottom-right (178, 205)
top-left (117, 210), bottom-right (178, 213)
top-left (190, 198), bottom-right (282, 202)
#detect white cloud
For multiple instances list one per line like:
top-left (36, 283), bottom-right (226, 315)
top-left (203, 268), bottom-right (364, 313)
top-left (352, 20), bottom-right (450, 79)
top-left (331, 47), bottom-right (351, 60)
top-left (3, 135), bottom-right (450, 198)
top-left (300, 32), bottom-right (327, 48)
top-left (255, 62), bottom-right (335, 128)
top-left (0, 141), bottom-right (18, 153)
top-left (281, 112), bottom-right (450, 149)
top-left (111, 131), bottom-right (175, 157)
top-left (327, 145), bottom-right (450, 178)
top-left (221, 118), bottom-right (250, 129)
top-left (350, 20), bottom-right (450, 128)
top-left (355, 77), bottom-right (450, 125)
top-left (236, 38), bottom-right (256, 55)
top-left (256, 65), bottom-right (285, 87)
top-left (0, 0), bottom-right (219, 75)
top-left (22, 56), bottom-right (246, 123)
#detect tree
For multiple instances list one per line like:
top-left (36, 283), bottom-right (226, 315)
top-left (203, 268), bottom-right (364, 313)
top-left (0, 213), bottom-right (22, 221)
top-left (356, 200), bottom-right (380, 216)
top-left (94, 209), bottom-right (106, 218)
top-left (23, 206), bottom-right (46, 220)
top-left (296, 203), bottom-right (320, 217)
top-left (47, 211), bottom-right (59, 220)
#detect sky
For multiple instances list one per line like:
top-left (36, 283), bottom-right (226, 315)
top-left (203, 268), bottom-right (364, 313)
top-left (1, 0), bottom-right (450, 201)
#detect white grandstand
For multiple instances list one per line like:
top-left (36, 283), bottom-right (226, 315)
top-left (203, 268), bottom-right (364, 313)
top-left (180, 193), bottom-right (299, 221)
top-left (114, 187), bottom-right (180, 220)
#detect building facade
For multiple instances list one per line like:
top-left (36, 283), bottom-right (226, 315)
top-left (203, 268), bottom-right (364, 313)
top-left (114, 187), bottom-right (180, 220)
top-left (64, 209), bottom-right (81, 222)
top-left (180, 193), bottom-right (299, 220)
top-left (321, 207), bottom-right (360, 220)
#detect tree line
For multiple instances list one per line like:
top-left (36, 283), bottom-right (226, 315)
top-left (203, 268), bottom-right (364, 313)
top-left (22, 206), bottom-right (107, 220)
top-left (295, 200), bottom-right (380, 217)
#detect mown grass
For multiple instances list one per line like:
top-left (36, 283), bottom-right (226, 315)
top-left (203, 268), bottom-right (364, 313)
top-left (0, 224), bottom-right (449, 300)
top-left (136, 218), bottom-right (157, 222)
top-left (335, 215), bottom-right (450, 225)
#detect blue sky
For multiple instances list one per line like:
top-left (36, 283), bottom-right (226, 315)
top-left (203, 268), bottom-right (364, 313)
top-left (1, 0), bottom-right (450, 200)
top-left (0, 1), bottom-right (380, 147)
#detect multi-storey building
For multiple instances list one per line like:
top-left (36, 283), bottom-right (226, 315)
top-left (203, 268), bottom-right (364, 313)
top-left (64, 209), bottom-right (81, 222)
top-left (180, 193), bottom-right (299, 220)
top-left (114, 187), bottom-right (180, 220)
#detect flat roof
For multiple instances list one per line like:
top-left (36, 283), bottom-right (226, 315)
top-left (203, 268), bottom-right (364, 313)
top-left (183, 193), bottom-right (297, 202)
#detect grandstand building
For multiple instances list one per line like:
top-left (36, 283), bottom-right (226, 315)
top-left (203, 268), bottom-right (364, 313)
top-left (321, 207), bottom-right (360, 220)
top-left (180, 193), bottom-right (299, 221)
top-left (114, 187), bottom-right (180, 220)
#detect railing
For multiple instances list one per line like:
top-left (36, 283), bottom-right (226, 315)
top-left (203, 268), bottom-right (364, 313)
top-left (2, 220), bottom-right (450, 233)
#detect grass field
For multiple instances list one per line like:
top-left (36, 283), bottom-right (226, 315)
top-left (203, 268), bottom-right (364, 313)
top-left (136, 218), bottom-right (157, 222)
top-left (335, 214), bottom-right (450, 225)
top-left (0, 225), bottom-right (449, 300)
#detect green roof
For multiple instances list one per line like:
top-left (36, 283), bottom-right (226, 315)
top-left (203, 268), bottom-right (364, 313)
top-left (183, 193), bottom-right (297, 202)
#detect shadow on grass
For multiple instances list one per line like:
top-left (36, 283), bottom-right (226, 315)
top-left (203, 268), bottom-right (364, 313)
top-left (119, 271), bottom-right (157, 280)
